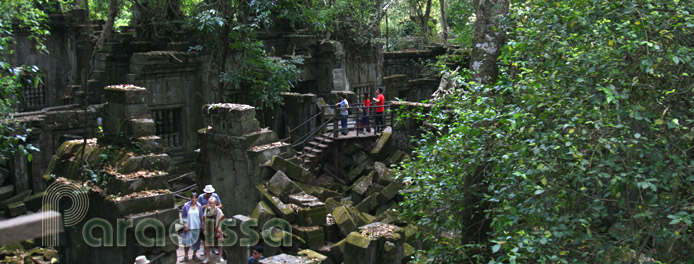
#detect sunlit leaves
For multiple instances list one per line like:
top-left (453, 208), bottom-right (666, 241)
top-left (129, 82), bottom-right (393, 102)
top-left (398, 0), bottom-right (694, 262)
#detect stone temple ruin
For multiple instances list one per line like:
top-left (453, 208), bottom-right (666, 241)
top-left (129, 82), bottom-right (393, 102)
top-left (0, 8), bottom-right (465, 264)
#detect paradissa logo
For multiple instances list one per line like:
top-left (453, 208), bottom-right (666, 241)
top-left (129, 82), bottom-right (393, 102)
top-left (81, 217), bottom-right (293, 247)
top-left (42, 181), bottom-right (292, 248)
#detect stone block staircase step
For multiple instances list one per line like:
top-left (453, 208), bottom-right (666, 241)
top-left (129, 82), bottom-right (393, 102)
top-left (299, 134), bottom-right (336, 166)
top-left (105, 170), bottom-right (170, 196)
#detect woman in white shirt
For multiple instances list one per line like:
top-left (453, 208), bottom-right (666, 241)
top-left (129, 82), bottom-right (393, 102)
top-left (180, 192), bottom-right (203, 262)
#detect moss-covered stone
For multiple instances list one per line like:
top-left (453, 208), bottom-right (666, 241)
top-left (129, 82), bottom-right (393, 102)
top-left (256, 184), bottom-right (296, 223)
top-left (293, 226), bottom-right (324, 250)
top-left (251, 201), bottom-right (277, 229)
top-left (324, 198), bottom-right (341, 213)
top-left (297, 205), bottom-right (327, 226)
top-left (343, 232), bottom-right (377, 264)
top-left (0, 190), bottom-right (31, 208)
top-left (8, 202), bottom-right (27, 216)
top-left (373, 162), bottom-right (396, 185)
top-left (349, 172), bottom-right (373, 202)
top-left (295, 183), bottom-right (341, 201)
top-left (356, 194), bottom-right (379, 214)
top-left (370, 129), bottom-right (392, 158)
top-left (109, 191), bottom-right (174, 216)
top-left (267, 170), bottom-right (304, 200)
top-left (346, 160), bottom-right (371, 183)
top-left (22, 191), bottom-right (44, 212)
top-left (298, 249), bottom-right (330, 263)
top-left (378, 181), bottom-right (403, 204)
top-left (105, 171), bottom-right (169, 195)
top-left (258, 253), bottom-right (316, 264)
top-left (332, 205), bottom-right (369, 236)
top-left (270, 156), bottom-right (312, 183)
top-left (403, 243), bottom-right (414, 259)
top-left (386, 150), bottom-right (407, 165)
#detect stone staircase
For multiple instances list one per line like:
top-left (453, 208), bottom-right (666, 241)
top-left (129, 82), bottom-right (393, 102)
top-left (297, 134), bottom-right (334, 166)
top-left (43, 85), bottom-right (179, 264)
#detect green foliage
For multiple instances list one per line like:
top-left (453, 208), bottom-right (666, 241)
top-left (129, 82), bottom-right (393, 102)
top-left (0, 0), bottom-right (49, 164)
top-left (397, 0), bottom-right (694, 262)
top-left (187, 0), bottom-right (303, 109)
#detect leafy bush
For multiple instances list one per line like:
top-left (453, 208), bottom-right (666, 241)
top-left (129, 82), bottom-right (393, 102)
top-left (0, 0), bottom-right (48, 163)
top-left (397, 0), bottom-right (694, 262)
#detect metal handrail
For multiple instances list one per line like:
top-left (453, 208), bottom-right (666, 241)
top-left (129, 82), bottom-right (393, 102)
top-left (293, 115), bottom-right (334, 149)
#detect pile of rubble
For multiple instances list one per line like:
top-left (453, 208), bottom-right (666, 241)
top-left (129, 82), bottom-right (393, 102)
top-left (238, 139), bottom-right (418, 263)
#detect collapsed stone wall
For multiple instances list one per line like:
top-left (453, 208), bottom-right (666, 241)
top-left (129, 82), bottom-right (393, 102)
top-left (7, 10), bottom-right (90, 110)
top-left (383, 47), bottom-right (446, 80)
top-left (4, 104), bottom-right (102, 198)
top-left (43, 85), bottom-right (178, 264)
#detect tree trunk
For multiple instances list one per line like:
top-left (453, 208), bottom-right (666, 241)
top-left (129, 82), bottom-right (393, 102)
top-left (439, 0), bottom-right (447, 45)
top-left (96, 0), bottom-right (119, 48)
top-left (469, 0), bottom-right (508, 85)
top-left (462, 0), bottom-right (508, 245)
top-left (423, 0), bottom-right (432, 42)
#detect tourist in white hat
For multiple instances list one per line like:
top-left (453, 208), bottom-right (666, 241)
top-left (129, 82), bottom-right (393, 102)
top-left (197, 184), bottom-right (223, 209)
top-left (197, 184), bottom-right (223, 257)
top-left (134, 255), bottom-right (150, 264)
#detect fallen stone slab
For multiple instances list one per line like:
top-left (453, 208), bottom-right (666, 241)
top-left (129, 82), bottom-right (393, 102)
top-left (293, 225), bottom-right (325, 250)
top-left (251, 201), bottom-right (276, 229)
top-left (0, 185), bottom-right (14, 201)
top-left (373, 162), bottom-right (396, 185)
top-left (22, 191), bottom-right (44, 212)
top-left (298, 249), bottom-right (331, 264)
top-left (288, 192), bottom-right (319, 205)
top-left (0, 190), bottom-right (32, 209)
top-left (259, 253), bottom-right (318, 264)
top-left (342, 232), bottom-right (377, 264)
top-left (295, 183), bottom-right (341, 202)
top-left (8, 202), bottom-right (27, 217)
top-left (332, 205), bottom-right (368, 236)
top-left (106, 190), bottom-right (174, 216)
top-left (270, 156), bottom-right (312, 183)
top-left (366, 183), bottom-right (384, 197)
top-left (378, 181), bottom-right (403, 204)
top-left (105, 170), bottom-right (169, 195)
top-left (256, 184), bottom-right (296, 223)
top-left (324, 198), bottom-right (341, 213)
top-left (356, 194), bottom-right (378, 214)
top-left (358, 222), bottom-right (405, 264)
top-left (225, 215), bottom-right (255, 264)
top-left (349, 172), bottom-right (373, 202)
top-left (370, 127), bottom-right (392, 158)
top-left (296, 204), bottom-right (327, 226)
top-left (386, 150), bottom-right (407, 165)
top-left (351, 150), bottom-right (370, 166)
top-left (267, 170), bottom-right (304, 200)
top-left (136, 135), bottom-right (164, 153)
top-left (318, 241), bottom-right (344, 264)
top-left (346, 160), bottom-right (371, 183)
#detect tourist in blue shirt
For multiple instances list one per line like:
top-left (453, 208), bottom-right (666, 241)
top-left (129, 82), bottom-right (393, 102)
top-left (198, 185), bottom-right (223, 208)
top-left (248, 245), bottom-right (265, 264)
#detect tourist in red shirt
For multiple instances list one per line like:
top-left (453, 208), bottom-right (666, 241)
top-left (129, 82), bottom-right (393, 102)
top-left (360, 92), bottom-right (371, 133)
top-left (373, 87), bottom-right (385, 133)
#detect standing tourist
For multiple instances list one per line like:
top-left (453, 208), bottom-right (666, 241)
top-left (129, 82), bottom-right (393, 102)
top-left (180, 192), bottom-right (203, 263)
top-left (372, 87), bottom-right (385, 133)
top-left (336, 94), bottom-right (349, 135)
top-left (360, 92), bottom-right (371, 133)
top-left (198, 185), bottom-right (222, 209)
top-left (202, 197), bottom-right (225, 263)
